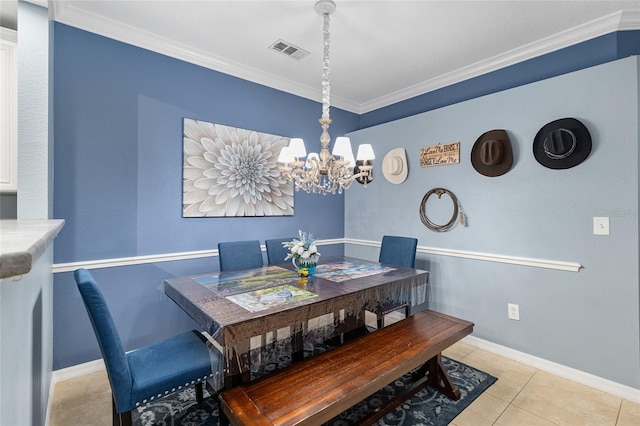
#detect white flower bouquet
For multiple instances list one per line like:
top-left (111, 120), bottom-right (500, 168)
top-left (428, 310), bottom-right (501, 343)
top-left (283, 230), bottom-right (321, 271)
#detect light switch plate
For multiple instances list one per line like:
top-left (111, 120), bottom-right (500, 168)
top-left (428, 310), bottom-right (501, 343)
top-left (593, 217), bottom-right (610, 235)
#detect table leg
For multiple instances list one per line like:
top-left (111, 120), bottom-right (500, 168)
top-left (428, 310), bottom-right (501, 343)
top-left (355, 352), bottom-right (462, 425)
top-left (415, 353), bottom-right (461, 400)
top-left (224, 339), bottom-right (251, 389)
top-left (291, 322), bottom-right (305, 362)
top-left (341, 307), bottom-right (369, 342)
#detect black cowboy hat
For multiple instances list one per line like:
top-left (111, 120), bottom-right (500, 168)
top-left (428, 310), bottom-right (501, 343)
top-left (533, 118), bottom-right (592, 169)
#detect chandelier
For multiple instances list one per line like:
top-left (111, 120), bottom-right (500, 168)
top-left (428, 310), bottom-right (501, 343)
top-left (278, 0), bottom-right (375, 195)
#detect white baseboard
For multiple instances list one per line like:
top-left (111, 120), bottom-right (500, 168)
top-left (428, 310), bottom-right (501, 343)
top-left (462, 335), bottom-right (640, 403)
top-left (45, 377), bottom-right (55, 426)
top-left (51, 358), bottom-right (106, 383)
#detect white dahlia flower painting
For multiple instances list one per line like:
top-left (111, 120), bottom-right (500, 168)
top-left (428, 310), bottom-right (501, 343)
top-left (182, 119), bottom-right (294, 217)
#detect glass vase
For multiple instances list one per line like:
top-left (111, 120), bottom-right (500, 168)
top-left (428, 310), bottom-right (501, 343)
top-left (293, 254), bottom-right (320, 275)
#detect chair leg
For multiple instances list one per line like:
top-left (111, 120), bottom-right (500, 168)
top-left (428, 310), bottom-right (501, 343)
top-left (121, 411), bottom-right (132, 426)
top-left (112, 399), bottom-right (132, 426)
top-left (377, 304), bottom-right (410, 329)
top-left (219, 409), bottom-right (231, 426)
top-left (112, 399), bottom-right (118, 426)
top-left (195, 382), bottom-right (204, 403)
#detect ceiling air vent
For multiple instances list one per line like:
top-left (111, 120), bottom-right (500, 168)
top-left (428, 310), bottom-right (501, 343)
top-left (268, 39), bottom-right (310, 60)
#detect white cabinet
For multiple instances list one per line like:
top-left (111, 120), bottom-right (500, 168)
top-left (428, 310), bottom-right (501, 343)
top-left (1, 28), bottom-right (17, 193)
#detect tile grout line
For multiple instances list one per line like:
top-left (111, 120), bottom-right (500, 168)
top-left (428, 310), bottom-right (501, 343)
top-left (614, 398), bottom-right (623, 425)
top-left (489, 398), bottom-right (511, 426)
top-left (506, 369), bottom-right (563, 426)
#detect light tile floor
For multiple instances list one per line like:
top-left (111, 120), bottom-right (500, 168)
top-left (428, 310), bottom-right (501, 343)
top-left (50, 314), bottom-right (640, 426)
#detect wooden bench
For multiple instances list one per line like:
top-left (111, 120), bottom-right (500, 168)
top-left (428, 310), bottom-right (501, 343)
top-left (219, 310), bottom-right (474, 426)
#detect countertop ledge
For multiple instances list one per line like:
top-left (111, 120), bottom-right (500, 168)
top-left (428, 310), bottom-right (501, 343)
top-left (0, 219), bottom-right (65, 279)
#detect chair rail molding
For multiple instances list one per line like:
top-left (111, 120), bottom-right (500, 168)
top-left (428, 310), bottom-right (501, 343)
top-left (344, 238), bottom-right (582, 272)
top-left (52, 239), bottom-right (344, 273)
top-left (53, 238), bottom-right (580, 273)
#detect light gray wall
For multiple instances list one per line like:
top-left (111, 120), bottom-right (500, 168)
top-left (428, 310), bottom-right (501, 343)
top-left (0, 2), bottom-right (54, 425)
top-left (17, 0), bottom-right (51, 219)
top-left (345, 56), bottom-right (639, 389)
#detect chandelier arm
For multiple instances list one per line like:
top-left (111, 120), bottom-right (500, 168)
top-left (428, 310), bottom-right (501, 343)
top-left (351, 169), bottom-right (372, 180)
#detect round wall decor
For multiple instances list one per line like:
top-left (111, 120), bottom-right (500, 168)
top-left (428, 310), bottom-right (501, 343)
top-left (419, 188), bottom-right (462, 232)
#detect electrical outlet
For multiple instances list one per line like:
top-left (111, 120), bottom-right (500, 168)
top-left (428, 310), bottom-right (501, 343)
top-left (508, 303), bottom-right (520, 321)
top-left (593, 217), bottom-right (610, 235)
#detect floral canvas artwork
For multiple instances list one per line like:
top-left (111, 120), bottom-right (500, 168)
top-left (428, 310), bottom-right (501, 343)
top-left (183, 119), bottom-right (294, 217)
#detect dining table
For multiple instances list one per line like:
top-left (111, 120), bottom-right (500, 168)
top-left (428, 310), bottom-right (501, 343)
top-left (163, 255), bottom-right (429, 388)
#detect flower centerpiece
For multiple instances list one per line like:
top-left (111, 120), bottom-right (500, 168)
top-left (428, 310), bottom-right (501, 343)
top-left (283, 230), bottom-right (321, 275)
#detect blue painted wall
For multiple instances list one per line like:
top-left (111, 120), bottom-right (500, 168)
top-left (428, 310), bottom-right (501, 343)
top-left (52, 23), bottom-right (352, 369)
top-left (53, 23), bottom-right (357, 263)
top-left (52, 19), bottom-right (640, 383)
top-left (346, 56), bottom-right (640, 388)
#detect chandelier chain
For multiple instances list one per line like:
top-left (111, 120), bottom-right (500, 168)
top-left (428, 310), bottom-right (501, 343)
top-left (322, 11), bottom-right (331, 120)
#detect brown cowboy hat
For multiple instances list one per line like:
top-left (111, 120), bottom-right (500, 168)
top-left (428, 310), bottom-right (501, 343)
top-left (533, 118), bottom-right (592, 169)
top-left (471, 129), bottom-right (513, 177)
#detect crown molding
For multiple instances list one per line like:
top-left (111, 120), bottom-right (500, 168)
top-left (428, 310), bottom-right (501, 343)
top-left (50, 4), bottom-right (639, 115)
top-left (619, 6), bottom-right (640, 30)
top-left (0, 27), bottom-right (17, 43)
top-left (49, 1), bottom-right (360, 113)
top-left (358, 8), bottom-right (640, 113)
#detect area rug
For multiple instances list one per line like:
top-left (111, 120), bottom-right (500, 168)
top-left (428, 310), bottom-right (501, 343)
top-left (132, 335), bottom-right (496, 426)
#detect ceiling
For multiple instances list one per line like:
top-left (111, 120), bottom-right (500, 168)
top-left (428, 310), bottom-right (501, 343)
top-left (1, 1), bottom-right (18, 30)
top-left (36, 1), bottom-right (640, 113)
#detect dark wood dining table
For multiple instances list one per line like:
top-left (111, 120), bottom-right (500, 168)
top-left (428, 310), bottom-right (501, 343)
top-left (164, 256), bottom-right (429, 388)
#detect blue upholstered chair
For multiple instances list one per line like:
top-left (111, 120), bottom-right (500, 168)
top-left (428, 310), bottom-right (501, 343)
top-left (74, 269), bottom-right (220, 426)
top-left (379, 235), bottom-right (418, 268)
top-left (265, 237), bottom-right (294, 265)
top-left (218, 240), bottom-right (264, 271)
top-left (373, 235), bottom-right (418, 328)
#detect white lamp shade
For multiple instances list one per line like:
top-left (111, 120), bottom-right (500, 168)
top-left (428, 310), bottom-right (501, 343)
top-left (332, 137), bottom-right (354, 159)
top-left (288, 138), bottom-right (307, 158)
top-left (356, 144), bottom-right (375, 161)
top-left (344, 149), bottom-right (355, 167)
top-left (277, 146), bottom-right (294, 163)
top-left (306, 152), bottom-right (320, 168)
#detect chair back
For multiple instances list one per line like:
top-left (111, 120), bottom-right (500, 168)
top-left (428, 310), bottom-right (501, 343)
top-left (218, 240), bottom-right (263, 271)
top-left (265, 238), bottom-right (294, 265)
top-left (74, 269), bottom-right (132, 412)
top-left (379, 235), bottom-right (418, 268)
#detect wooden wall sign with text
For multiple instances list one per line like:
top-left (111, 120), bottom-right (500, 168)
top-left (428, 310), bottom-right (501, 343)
top-left (420, 142), bottom-right (460, 167)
